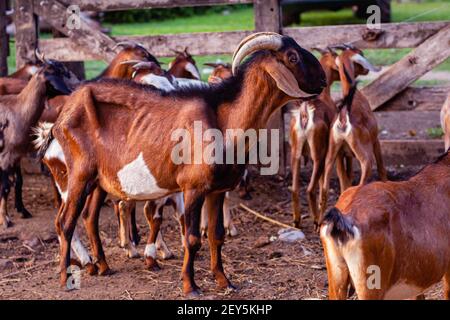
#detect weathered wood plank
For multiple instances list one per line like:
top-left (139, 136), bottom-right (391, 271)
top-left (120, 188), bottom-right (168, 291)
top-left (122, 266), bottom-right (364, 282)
top-left (38, 21), bottom-right (450, 61)
top-left (376, 86), bottom-right (450, 112)
top-left (328, 86), bottom-right (450, 112)
top-left (59, 0), bottom-right (252, 11)
top-left (362, 25), bottom-right (450, 111)
top-left (40, 31), bottom-right (253, 60)
top-left (284, 21), bottom-right (449, 49)
top-left (0, 0), bottom-right (8, 76)
top-left (33, 0), bottom-right (117, 63)
top-left (14, 0), bottom-right (38, 67)
top-left (380, 140), bottom-right (445, 166)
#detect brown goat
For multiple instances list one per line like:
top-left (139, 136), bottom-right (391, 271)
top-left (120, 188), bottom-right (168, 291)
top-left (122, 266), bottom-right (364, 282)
top-left (41, 33), bottom-right (326, 295)
top-left (168, 48), bottom-right (201, 80)
top-left (0, 54), bottom-right (72, 228)
top-left (319, 46), bottom-right (387, 223)
top-left (320, 149), bottom-right (450, 300)
top-left (289, 48), bottom-right (339, 228)
top-left (0, 62), bottom-right (42, 96)
top-left (205, 62), bottom-right (232, 84)
top-left (441, 93), bottom-right (450, 150)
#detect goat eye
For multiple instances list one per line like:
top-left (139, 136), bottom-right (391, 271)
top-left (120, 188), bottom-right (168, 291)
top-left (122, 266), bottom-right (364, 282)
top-left (289, 54), bottom-right (298, 64)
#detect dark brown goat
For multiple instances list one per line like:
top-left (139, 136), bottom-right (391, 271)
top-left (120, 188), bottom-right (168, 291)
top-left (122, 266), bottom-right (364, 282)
top-left (168, 48), bottom-right (201, 80)
top-left (321, 149), bottom-right (450, 300)
top-left (40, 32), bottom-right (326, 295)
top-left (0, 54), bottom-right (72, 228)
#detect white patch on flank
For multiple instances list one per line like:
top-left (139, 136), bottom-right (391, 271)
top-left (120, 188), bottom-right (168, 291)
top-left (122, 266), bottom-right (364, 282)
top-left (384, 282), bottom-right (424, 300)
top-left (117, 153), bottom-right (169, 200)
top-left (71, 230), bottom-right (92, 266)
top-left (44, 139), bottom-right (66, 164)
top-left (332, 113), bottom-right (352, 142)
top-left (144, 243), bottom-right (157, 259)
top-left (184, 62), bottom-right (201, 80)
top-left (140, 73), bottom-right (175, 91)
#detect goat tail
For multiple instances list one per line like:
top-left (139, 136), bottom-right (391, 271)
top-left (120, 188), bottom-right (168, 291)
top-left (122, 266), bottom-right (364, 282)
top-left (337, 81), bottom-right (358, 113)
top-left (322, 207), bottom-right (355, 244)
top-left (32, 121), bottom-right (54, 160)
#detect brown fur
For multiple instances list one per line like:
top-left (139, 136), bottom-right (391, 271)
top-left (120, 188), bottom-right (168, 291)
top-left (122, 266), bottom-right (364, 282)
top-left (321, 151), bottom-right (450, 300)
top-left (168, 48), bottom-right (200, 80)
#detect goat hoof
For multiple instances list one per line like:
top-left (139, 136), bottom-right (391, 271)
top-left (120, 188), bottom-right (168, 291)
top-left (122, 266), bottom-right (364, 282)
top-left (159, 251), bottom-right (174, 260)
top-left (20, 210), bottom-right (32, 219)
top-left (127, 250), bottom-right (140, 259)
top-left (1, 220), bottom-right (12, 229)
top-left (145, 257), bottom-right (161, 271)
top-left (96, 262), bottom-right (113, 276)
top-left (227, 226), bottom-right (238, 237)
top-left (85, 262), bottom-right (98, 276)
top-left (184, 288), bottom-right (202, 298)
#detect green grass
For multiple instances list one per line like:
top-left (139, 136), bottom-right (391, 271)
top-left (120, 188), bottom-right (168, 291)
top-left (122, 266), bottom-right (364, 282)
top-left (6, 1), bottom-right (450, 80)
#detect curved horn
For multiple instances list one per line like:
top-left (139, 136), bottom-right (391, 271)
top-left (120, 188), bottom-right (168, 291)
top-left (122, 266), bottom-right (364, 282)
top-left (113, 41), bottom-right (147, 51)
top-left (119, 59), bottom-right (145, 66)
top-left (35, 48), bottom-right (49, 64)
top-left (329, 44), bottom-right (348, 51)
top-left (131, 61), bottom-right (159, 70)
top-left (231, 32), bottom-right (283, 75)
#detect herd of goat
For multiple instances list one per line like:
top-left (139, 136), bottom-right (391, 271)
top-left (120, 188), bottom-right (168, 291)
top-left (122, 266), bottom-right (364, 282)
top-left (0, 32), bottom-right (449, 300)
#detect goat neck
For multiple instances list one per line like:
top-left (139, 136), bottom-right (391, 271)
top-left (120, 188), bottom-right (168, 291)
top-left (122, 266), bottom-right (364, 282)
top-left (16, 74), bottom-right (47, 127)
top-left (217, 65), bottom-right (290, 132)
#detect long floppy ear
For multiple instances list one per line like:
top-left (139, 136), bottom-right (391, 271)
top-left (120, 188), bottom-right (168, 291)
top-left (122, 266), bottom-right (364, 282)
top-left (264, 60), bottom-right (316, 99)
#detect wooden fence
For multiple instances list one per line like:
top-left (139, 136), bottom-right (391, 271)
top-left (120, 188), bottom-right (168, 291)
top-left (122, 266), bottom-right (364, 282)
top-left (1, 0), bottom-right (449, 173)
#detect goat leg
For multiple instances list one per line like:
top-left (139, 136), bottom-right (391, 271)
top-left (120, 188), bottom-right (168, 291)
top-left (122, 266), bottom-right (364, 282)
top-left (0, 169), bottom-right (11, 228)
top-left (129, 204), bottom-right (140, 245)
top-left (181, 190), bottom-right (204, 296)
top-left (205, 192), bottom-right (235, 291)
top-left (14, 164), bottom-right (32, 219)
top-left (143, 201), bottom-right (162, 270)
top-left (81, 186), bottom-right (112, 276)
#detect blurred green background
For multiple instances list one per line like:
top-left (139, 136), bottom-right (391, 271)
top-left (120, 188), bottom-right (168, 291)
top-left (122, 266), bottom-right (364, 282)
top-left (6, 0), bottom-right (450, 84)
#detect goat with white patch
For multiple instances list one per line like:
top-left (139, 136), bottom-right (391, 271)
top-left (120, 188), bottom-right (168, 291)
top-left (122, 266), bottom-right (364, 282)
top-left (42, 33), bottom-right (326, 296)
top-left (321, 149), bottom-right (450, 300)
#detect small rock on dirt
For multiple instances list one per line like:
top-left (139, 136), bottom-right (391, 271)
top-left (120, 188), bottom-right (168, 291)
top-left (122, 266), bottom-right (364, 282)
top-left (254, 236), bottom-right (270, 248)
top-left (269, 251), bottom-right (283, 259)
top-left (0, 258), bottom-right (13, 270)
top-left (23, 236), bottom-right (41, 250)
top-left (277, 228), bottom-right (305, 243)
top-left (41, 231), bottom-right (58, 243)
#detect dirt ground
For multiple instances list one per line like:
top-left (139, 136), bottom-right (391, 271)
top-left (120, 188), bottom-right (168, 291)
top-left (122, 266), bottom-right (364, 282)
top-left (0, 164), bottom-right (444, 300)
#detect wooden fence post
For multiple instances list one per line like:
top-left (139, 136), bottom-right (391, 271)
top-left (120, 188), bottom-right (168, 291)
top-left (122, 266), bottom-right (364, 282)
top-left (14, 0), bottom-right (38, 67)
top-left (254, 0), bottom-right (286, 176)
top-left (0, 0), bottom-right (8, 76)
